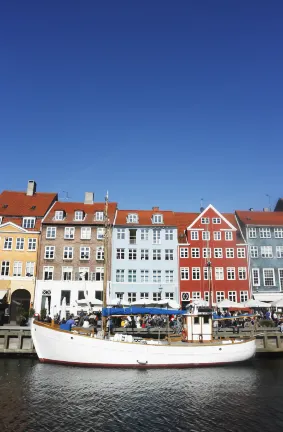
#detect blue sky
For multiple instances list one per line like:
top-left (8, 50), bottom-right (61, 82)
top-left (1, 1), bottom-right (283, 212)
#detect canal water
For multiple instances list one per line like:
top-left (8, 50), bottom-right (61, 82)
top-left (1, 357), bottom-right (283, 432)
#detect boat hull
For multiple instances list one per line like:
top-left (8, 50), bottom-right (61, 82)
top-left (32, 322), bottom-right (256, 368)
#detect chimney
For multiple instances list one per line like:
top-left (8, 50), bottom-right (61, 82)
top-left (249, 208), bottom-right (254, 212)
top-left (84, 192), bottom-right (94, 205)
top-left (26, 180), bottom-right (36, 196)
top-left (263, 207), bottom-right (269, 212)
top-left (152, 206), bottom-right (159, 211)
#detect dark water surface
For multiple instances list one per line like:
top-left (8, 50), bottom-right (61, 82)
top-left (1, 357), bottom-right (283, 432)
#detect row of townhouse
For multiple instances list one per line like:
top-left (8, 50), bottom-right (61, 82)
top-left (1, 180), bottom-right (283, 319)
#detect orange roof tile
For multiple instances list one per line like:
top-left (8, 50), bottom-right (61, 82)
top-left (0, 191), bottom-right (57, 217)
top-left (115, 209), bottom-right (176, 226)
top-left (236, 210), bottom-right (283, 226)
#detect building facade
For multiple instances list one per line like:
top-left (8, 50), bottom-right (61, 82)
top-left (236, 210), bottom-right (283, 302)
top-left (34, 193), bottom-right (117, 315)
top-left (177, 205), bottom-right (250, 308)
top-left (0, 181), bottom-right (57, 320)
top-left (110, 208), bottom-right (179, 303)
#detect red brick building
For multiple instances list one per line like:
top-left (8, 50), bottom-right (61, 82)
top-left (176, 205), bottom-right (251, 308)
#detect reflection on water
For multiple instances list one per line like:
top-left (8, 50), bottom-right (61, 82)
top-left (1, 358), bottom-right (283, 431)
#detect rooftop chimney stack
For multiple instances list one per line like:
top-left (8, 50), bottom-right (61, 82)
top-left (249, 208), bottom-right (254, 212)
top-left (152, 206), bottom-right (159, 211)
top-left (26, 180), bottom-right (36, 196)
top-left (84, 192), bottom-right (94, 205)
top-left (263, 207), bottom-right (269, 212)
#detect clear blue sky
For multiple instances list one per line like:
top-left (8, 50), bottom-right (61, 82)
top-left (1, 1), bottom-right (283, 212)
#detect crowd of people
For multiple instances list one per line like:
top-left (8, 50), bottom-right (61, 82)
top-left (213, 309), bottom-right (283, 332)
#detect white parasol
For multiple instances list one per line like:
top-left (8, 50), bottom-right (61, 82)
top-left (61, 297), bottom-right (67, 320)
top-left (217, 299), bottom-right (243, 308)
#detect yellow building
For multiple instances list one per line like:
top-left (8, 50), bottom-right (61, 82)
top-left (0, 181), bottom-right (57, 322)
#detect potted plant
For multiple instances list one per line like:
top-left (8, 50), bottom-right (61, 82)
top-left (40, 308), bottom-right (47, 321)
top-left (28, 307), bottom-right (35, 326)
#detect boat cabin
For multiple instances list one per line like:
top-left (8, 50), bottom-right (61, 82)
top-left (184, 307), bottom-right (213, 342)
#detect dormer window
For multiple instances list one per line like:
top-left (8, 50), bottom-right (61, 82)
top-left (95, 211), bottom-right (104, 221)
top-left (22, 217), bottom-right (36, 229)
top-left (55, 211), bottom-right (64, 221)
top-left (74, 210), bottom-right (84, 221)
top-left (152, 214), bottom-right (163, 224)
top-left (127, 213), bottom-right (139, 223)
top-left (201, 217), bottom-right (209, 224)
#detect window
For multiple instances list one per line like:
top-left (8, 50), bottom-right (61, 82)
top-left (204, 291), bottom-right (209, 302)
top-left (214, 248), bottom-right (222, 258)
top-left (129, 249), bottom-right (137, 260)
top-left (180, 248), bottom-right (188, 258)
top-left (16, 238), bottom-right (24, 250)
top-left (259, 228), bottom-right (271, 238)
top-left (78, 291), bottom-right (85, 300)
top-left (95, 211), bottom-right (104, 221)
top-left (152, 214), bottom-right (163, 224)
top-left (250, 246), bottom-right (258, 258)
top-left (23, 217), bottom-right (36, 228)
top-left (203, 267), bottom-right (212, 280)
top-left (141, 249), bottom-right (149, 260)
top-left (191, 248), bottom-right (200, 258)
top-left (74, 211), bottom-right (84, 221)
top-left (240, 291), bottom-right (248, 302)
top-left (43, 266), bottom-right (54, 281)
top-left (64, 227), bottom-right (75, 239)
top-left (276, 246), bottom-right (283, 258)
top-left (78, 267), bottom-right (89, 281)
top-left (127, 213), bottom-right (138, 223)
top-left (216, 291), bottom-right (225, 302)
top-left (153, 229), bottom-right (161, 244)
top-left (202, 248), bottom-right (211, 259)
top-left (26, 262), bottom-right (35, 277)
top-left (252, 268), bottom-right (260, 286)
top-left (263, 269), bottom-right (275, 286)
top-left (54, 211), bottom-right (64, 221)
top-left (191, 231), bottom-right (199, 240)
top-left (1, 261), bottom-right (10, 276)
top-left (115, 292), bottom-right (124, 300)
top-left (117, 229), bottom-right (126, 240)
top-left (60, 290), bottom-right (71, 306)
top-left (46, 227), bottom-right (56, 239)
top-left (274, 228), bottom-right (283, 238)
top-left (140, 292), bottom-right (149, 299)
top-left (81, 227), bottom-right (91, 240)
top-left (153, 249), bottom-right (161, 260)
top-left (80, 247), bottom-right (90, 260)
top-left (4, 237), bottom-right (12, 250)
top-left (226, 248), bottom-right (234, 258)
top-left (13, 261), bottom-right (22, 276)
top-left (116, 269), bottom-right (125, 282)
top-left (213, 231), bottom-right (221, 241)
top-left (202, 231), bottom-right (210, 241)
top-left (192, 267), bottom-right (201, 280)
top-left (165, 249), bottom-right (174, 260)
top-left (238, 267), bottom-right (247, 280)
top-left (116, 248), bottom-right (125, 259)
top-left (227, 267), bottom-right (236, 280)
top-left (62, 266), bottom-right (73, 281)
top-left (165, 292), bottom-right (174, 300)
top-left (261, 246), bottom-right (273, 258)
top-left (153, 292), bottom-right (162, 301)
top-left (181, 268), bottom-right (189, 280)
top-left (192, 291), bottom-right (201, 300)
top-left (141, 270), bottom-right (149, 282)
top-left (44, 246), bottom-right (55, 259)
top-left (228, 291), bottom-right (236, 302)
top-left (96, 247), bottom-right (104, 260)
top-left (140, 229), bottom-right (149, 240)
top-left (153, 270), bottom-right (161, 283)
top-left (128, 270), bottom-right (137, 282)
top-left (225, 231), bottom-right (233, 241)
top-left (201, 217), bottom-right (209, 224)
top-left (63, 246), bottom-right (73, 260)
top-left (28, 238), bottom-right (37, 250)
top-left (165, 229), bottom-right (173, 240)
top-left (94, 267), bottom-right (104, 281)
top-left (181, 292), bottom-right (190, 301)
top-left (165, 270), bottom-right (174, 283)
top-left (128, 292), bottom-right (137, 303)
top-left (249, 228), bottom-right (257, 238)
top-left (278, 269), bottom-right (283, 290)
top-left (212, 218), bottom-right (221, 224)
top-left (215, 267), bottom-right (224, 280)
top-left (129, 229), bottom-right (137, 244)
top-left (237, 248), bottom-right (246, 258)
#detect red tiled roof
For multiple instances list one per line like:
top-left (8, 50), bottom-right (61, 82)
top-left (236, 210), bottom-right (283, 226)
top-left (43, 201), bottom-right (117, 225)
top-left (173, 212), bottom-right (199, 237)
top-left (0, 191), bottom-right (57, 216)
top-left (115, 209), bottom-right (176, 226)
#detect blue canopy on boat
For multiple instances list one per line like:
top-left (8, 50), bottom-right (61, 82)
top-left (102, 307), bottom-right (186, 317)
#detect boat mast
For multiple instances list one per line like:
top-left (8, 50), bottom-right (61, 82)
top-left (206, 220), bottom-right (212, 308)
top-left (102, 191), bottom-right (109, 335)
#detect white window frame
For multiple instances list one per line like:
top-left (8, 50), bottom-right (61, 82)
top-left (240, 291), bottom-right (248, 303)
top-left (152, 214), bottom-right (163, 224)
top-left (152, 249), bottom-right (161, 260)
top-left (191, 231), bottom-right (199, 240)
top-left (180, 248), bottom-right (189, 258)
top-left (226, 248), bottom-right (234, 258)
top-left (129, 249), bottom-right (137, 260)
top-left (278, 269), bottom-right (283, 290)
top-left (96, 246), bottom-right (104, 261)
top-left (16, 238), bottom-right (24, 250)
top-left (44, 246), bottom-right (55, 259)
top-left (201, 217), bottom-right (209, 224)
top-left (127, 213), bottom-right (138, 223)
top-left (227, 267), bottom-right (236, 280)
top-left (228, 291), bottom-right (237, 302)
top-left (3, 237), bottom-right (12, 250)
top-left (153, 270), bottom-right (162, 283)
top-left (80, 246), bottom-right (90, 260)
top-left (128, 269), bottom-right (137, 283)
top-left (28, 238), bottom-right (37, 251)
top-left (212, 218), bottom-right (221, 224)
top-left (204, 291), bottom-right (209, 302)
top-left (116, 248), bottom-right (125, 260)
top-left (202, 248), bottom-right (211, 259)
top-left (214, 248), bottom-right (223, 258)
top-left (81, 227), bottom-right (91, 240)
top-left (276, 246), bottom-right (283, 258)
top-left (213, 231), bottom-right (221, 241)
top-left (62, 266), bottom-right (73, 281)
top-left (263, 268), bottom-right (275, 286)
top-left (25, 262), bottom-right (35, 277)
top-left (248, 228), bottom-right (257, 238)
top-left (1, 261), bottom-right (10, 276)
top-left (140, 292), bottom-right (149, 299)
top-left (74, 210), bottom-right (84, 221)
top-left (165, 249), bottom-right (174, 260)
top-left (165, 292), bottom-right (174, 300)
top-left (140, 229), bottom-right (149, 240)
top-left (116, 269), bottom-right (125, 282)
top-left (203, 267), bottom-right (212, 280)
top-left (250, 246), bottom-right (258, 258)
top-left (238, 267), bottom-right (247, 280)
top-left (215, 267), bottom-right (224, 280)
top-left (192, 267), bottom-right (201, 280)
top-left (180, 268), bottom-right (189, 280)
top-left (237, 248), bottom-right (246, 258)
top-left (191, 248), bottom-right (200, 258)
top-left (128, 292), bottom-right (137, 303)
top-left (22, 217), bottom-right (36, 229)
top-left (46, 226), bottom-right (56, 239)
top-left (141, 249), bottom-right (149, 260)
top-left (274, 228), bottom-right (283, 238)
top-left (153, 229), bottom-right (161, 244)
top-left (259, 228), bottom-right (271, 238)
top-left (165, 229), bottom-right (174, 240)
top-left (216, 291), bottom-right (225, 303)
top-left (141, 270), bottom-right (149, 283)
top-left (95, 211), bottom-right (104, 221)
top-left (192, 291), bottom-right (201, 300)
top-left (225, 231), bottom-right (233, 241)
top-left (63, 246), bottom-right (73, 260)
top-left (252, 268), bottom-right (260, 286)
top-left (13, 261), bottom-right (22, 276)
top-left (64, 227), bottom-right (75, 240)
top-left (97, 227), bottom-right (105, 240)
top-left (117, 229), bottom-right (126, 240)
top-left (165, 270), bottom-right (174, 283)
top-left (261, 246), bottom-right (273, 258)
top-left (43, 266), bottom-right (54, 281)
top-left (54, 211), bottom-right (64, 221)
top-left (202, 231), bottom-right (210, 241)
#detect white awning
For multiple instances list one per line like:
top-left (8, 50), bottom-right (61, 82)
top-left (0, 291), bottom-right (7, 300)
top-left (253, 293), bottom-right (280, 302)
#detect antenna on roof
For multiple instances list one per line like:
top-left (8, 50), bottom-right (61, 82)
top-left (60, 191), bottom-right (71, 201)
top-left (266, 194), bottom-right (271, 211)
top-left (200, 198), bottom-right (204, 213)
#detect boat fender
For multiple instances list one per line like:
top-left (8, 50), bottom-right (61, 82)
top-left (199, 335), bottom-right (203, 343)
